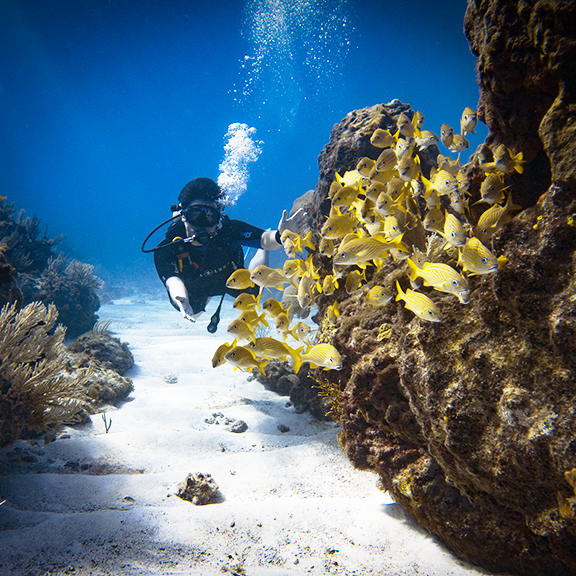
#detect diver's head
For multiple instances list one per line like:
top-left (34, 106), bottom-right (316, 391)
top-left (179, 177), bottom-right (225, 209)
top-left (179, 178), bottom-right (224, 246)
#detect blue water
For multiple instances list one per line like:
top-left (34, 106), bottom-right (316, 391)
top-left (0, 0), bottom-right (486, 284)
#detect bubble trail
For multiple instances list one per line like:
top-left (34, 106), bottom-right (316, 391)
top-left (217, 123), bottom-right (263, 207)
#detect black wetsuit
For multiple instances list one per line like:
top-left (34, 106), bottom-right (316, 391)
top-left (154, 215), bottom-right (263, 314)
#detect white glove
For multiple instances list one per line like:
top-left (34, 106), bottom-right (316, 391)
top-left (278, 207), bottom-right (308, 235)
top-left (175, 296), bottom-right (196, 323)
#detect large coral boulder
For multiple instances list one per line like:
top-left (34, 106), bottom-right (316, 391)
top-left (302, 1), bottom-right (576, 572)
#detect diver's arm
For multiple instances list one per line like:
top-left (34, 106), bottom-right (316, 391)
top-left (165, 276), bottom-right (196, 322)
top-left (261, 229), bottom-right (282, 250)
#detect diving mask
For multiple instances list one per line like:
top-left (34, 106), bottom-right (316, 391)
top-left (183, 204), bottom-right (221, 227)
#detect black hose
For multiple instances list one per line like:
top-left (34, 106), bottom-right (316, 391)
top-left (141, 215), bottom-right (181, 253)
top-left (207, 292), bottom-right (226, 333)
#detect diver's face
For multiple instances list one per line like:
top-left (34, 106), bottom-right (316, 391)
top-left (182, 200), bottom-right (222, 244)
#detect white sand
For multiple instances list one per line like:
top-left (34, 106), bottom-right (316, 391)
top-left (0, 297), bottom-right (489, 575)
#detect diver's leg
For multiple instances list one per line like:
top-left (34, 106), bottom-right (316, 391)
top-left (248, 248), bottom-right (269, 271)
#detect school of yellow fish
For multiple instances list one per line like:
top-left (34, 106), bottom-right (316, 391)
top-left (213, 106), bottom-right (523, 374)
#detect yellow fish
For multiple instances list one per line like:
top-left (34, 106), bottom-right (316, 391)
top-left (441, 211), bottom-right (467, 248)
top-left (247, 337), bottom-right (301, 363)
top-left (397, 155), bottom-right (420, 182)
top-left (395, 137), bottom-right (413, 160)
top-left (288, 322), bottom-right (314, 345)
top-left (327, 300), bottom-right (340, 324)
top-left (450, 191), bottom-right (469, 215)
top-left (250, 265), bottom-right (287, 290)
top-left (224, 345), bottom-right (268, 374)
top-left (357, 157), bottom-right (376, 177)
top-left (227, 319), bottom-right (256, 343)
top-left (415, 130), bottom-right (439, 150)
top-left (322, 274), bottom-right (339, 295)
top-left (274, 312), bottom-right (291, 337)
top-left (212, 342), bottom-right (233, 368)
top-left (370, 128), bottom-right (396, 148)
top-left (449, 134), bottom-right (470, 152)
top-left (232, 292), bottom-right (260, 311)
top-left (440, 123), bottom-right (454, 147)
top-left (366, 285), bottom-right (393, 306)
top-left (319, 237), bottom-right (336, 256)
top-left (335, 170), bottom-right (364, 187)
top-left (365, 181), bottom-right (387, 202)
top-left (237, 309), bottom-right (269, 328)
top-left (321, 213), bottom-right (357, 239)
top-left (331, 185), bottom-right (359, 207)
top-left (457, 170), bottom-right (469, 194)
top-left (423, 207), bottom-right (445, 233)
top-left (375, 147), bottom-right (397, 172)
top-left (293, 343), bottom-right (343, 374)
top-left (383, 216), bottom-right (403, 241)
top-left (474, 192), bottom-right (521, 242)
top-left (475, 173), bottom-right (508, 205)
top-left (280, 229), bottom-right (315, 254)
top-left (395, 281), bottom-right (443, 322)
top-left (413, 110), bottom-right (425, 130)
top-left (406, 258), bottom-right (470, 303)
top-left (345, 269), bottom-right (366, 294)
top-left (396, 112), bottom-right (415, 138)
top-left (262, 297), bottom-right (289, 318)
top-left (460, 107), bottom-right (477, 136)
top-left (283, 259), bottom-right (303, 282)
top-left (432, 169), bottom-right (459, 196)
top-left (375, 192), bottom-right (403, 217)
top-left (226, 268), bottom-right (255, 289)
top-left (480, 144), bottom-right (524, 174)
top-left (297, 272), bottom-right (317, 309)
top-left (328, 180), bottom-right (343, 199)
top-left (457, 237), bottom-right (500, 275)
top-left (333, 235), bottom-right (391, 267)
top-left (493, 145), bottom-right (524, 174)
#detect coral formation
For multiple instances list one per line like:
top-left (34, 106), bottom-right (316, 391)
top-left (66, 323), bottom-right (134, 406)
top-left (296, 0), bottom-right (576, 570)
top-left (254, 361), bottom-right (332, 421)
top-left (67, 325), bottom-right (134, 376)
top-left (176, 472), bottom-right (220, 505)
top-left (0, 199), bottom-right (103, 336)
top-left (27, 256), bottom-right (103, 338)
top-left (0, 302), bottom-right (91, 448)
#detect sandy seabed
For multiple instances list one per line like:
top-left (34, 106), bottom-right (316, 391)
top-left (0, 297), bottom-right (491, 576)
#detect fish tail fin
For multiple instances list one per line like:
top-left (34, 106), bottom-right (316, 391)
top-left (259, 312), bottom-right (269, 327)
top-left (406, 257), bottom-right (419, 281)
top-left (287, 344), bottom-right (305, 368)
top-left (256, 358), bottom-right (269, 375)
top-left (395, 280), bottom-right (404, 301)
top-left (302, 230), bottom-right (316, 251)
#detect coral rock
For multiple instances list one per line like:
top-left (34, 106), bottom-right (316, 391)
top-left (176, 472), bottom-right (220, 505)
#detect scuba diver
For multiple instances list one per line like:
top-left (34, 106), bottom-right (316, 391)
top-left (146, 177), bottom-right (306, 332)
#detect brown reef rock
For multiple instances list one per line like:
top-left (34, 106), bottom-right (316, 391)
top-left (302, 2), bottom-right (576, 574)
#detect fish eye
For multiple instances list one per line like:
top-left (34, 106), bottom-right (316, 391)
top-left (452, 280), bottom-right (458, 286)
top-left (451, 231), bottom-right (456, 237)
top-left (482, 257), bottom-right (488, 263)
top-left (340, 252), bottom-right (346, 258)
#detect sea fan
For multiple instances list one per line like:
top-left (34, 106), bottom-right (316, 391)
top-left (0, 301), bottom-right (91, 447)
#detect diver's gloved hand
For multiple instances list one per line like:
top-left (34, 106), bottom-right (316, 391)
top-left (278, 207), bottom-right (308, 235)
top-left (175, 296), bottom-right (196, 323)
